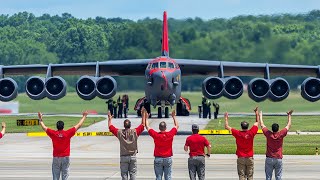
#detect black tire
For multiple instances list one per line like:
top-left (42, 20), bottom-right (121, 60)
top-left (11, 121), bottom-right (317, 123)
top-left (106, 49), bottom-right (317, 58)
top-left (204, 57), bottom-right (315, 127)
top-left (158, 107), bottom-right (162, 118)
top-left (165, 107), bottom-right (169, 118)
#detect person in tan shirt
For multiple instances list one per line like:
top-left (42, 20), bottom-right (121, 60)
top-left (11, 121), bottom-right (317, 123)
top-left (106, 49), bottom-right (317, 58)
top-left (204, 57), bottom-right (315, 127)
top-left (108, 108), bottom-right (146, 180)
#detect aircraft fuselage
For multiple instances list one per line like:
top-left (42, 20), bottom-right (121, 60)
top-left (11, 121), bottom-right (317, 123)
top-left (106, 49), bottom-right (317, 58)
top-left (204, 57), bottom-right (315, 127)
top-left (145, 56), bottom-right (181, 107)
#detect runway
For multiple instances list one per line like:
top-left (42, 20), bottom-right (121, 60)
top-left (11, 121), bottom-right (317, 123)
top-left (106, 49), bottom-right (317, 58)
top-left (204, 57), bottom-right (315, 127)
top-left (0, 115), bottom-right (319, 179)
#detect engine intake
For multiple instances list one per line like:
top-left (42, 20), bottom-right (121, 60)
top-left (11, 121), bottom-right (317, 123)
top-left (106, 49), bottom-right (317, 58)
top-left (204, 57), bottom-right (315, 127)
top-left (45, 76), bottom-right (67, 100)
top-left (248, 78), bottom-right (270, 102)
top-left (96, 76), bottom-right (117, 99)
top-left (269, 78), bottom-right (290, 102)
top-left (223, 76), bottom-right (243, 99)
top-left (301, 77), bottom-right (320, 102)
top-left (0, 78), bottom-right (18, 102)
top-left (76, 76), bottom-right (97, 100)
top-left (202, 77), bottom-right (224, 99)
top-left (25, 76), bottom-right (46, 100)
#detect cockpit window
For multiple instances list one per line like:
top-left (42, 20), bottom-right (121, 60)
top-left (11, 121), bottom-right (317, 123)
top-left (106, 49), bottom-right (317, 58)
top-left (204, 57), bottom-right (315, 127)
top-left (152, 62), bottom-right (159, 69)
top-left (160, 62), bottom-right (167, 68)
top-left (168, 63), bottom-right (175, 69)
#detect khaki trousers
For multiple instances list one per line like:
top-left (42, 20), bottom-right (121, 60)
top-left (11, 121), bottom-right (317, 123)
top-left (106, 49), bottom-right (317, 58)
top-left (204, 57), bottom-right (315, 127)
top-left (237, 157), bottom-right (254, 180)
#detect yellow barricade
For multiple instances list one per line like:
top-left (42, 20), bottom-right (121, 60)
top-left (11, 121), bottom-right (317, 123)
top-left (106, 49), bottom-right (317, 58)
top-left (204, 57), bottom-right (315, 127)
top-left (27, 130), bottom-right (263, 136)
top-left (199, 129), bottom-right (263, 135)
top-left (27, 131), bottom-right (114, 137)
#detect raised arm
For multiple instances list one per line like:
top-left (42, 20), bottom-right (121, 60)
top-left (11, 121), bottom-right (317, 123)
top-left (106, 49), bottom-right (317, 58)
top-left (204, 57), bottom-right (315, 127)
top-left (140, 107), bottom-right (146, 126)
top-left (38, 112), bottom-right (48, 131)
top-left (172, 110), bottom-right (179, 130)
top-left (145, 109), bottom-right (151, 131)
top-left (107, 111), bottom-right (113, 127)
top-left (253, 107), bottom-right (259, 127)
top-left (285, 110), bottom-right (293, 130)
top-left (259, 111), bottom-right (266, 129)
top-left (74, 111), bottom-right (88, 130)
top-left (224, 112), bottom-right (232, 131)
top-left (1, 122), bottom-right (6, 136)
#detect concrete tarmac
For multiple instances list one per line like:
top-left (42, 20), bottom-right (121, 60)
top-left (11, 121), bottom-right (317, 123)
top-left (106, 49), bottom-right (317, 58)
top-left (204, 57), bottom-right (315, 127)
top-left (0, 115), bottom-right (319, 179)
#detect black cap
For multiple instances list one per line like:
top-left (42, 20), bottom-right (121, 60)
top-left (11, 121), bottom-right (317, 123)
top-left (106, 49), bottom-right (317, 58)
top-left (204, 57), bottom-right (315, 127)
top-left (192, 124), bottom-right (199, 130)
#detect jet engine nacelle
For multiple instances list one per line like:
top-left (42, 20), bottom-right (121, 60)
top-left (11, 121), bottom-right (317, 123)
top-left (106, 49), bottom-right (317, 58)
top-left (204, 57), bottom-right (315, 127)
top-left (45, 76), bottom-right (67, 100)
top-left (96, 76), bottom-right (117, 99)
top-left (248, 78), bottom-right (290, 102)
top-left (301, 77), bottom-right (320, 102)
top-left (248, 78), bottom-right (270, 102)
top-left (202, 76), bottom-right (243, 99)
top-left (223, 76), bottom-right (244, 99)
top-left (76, 76), bottom-right (97, 100)
top-left (25, 76), bottom-right (46, 100)
top-left (202, 77), bottom-right (224, 99)
top-left (0, 78), bottom-right (18, 102)
top-left (269, 78), bottom-right (290, 102)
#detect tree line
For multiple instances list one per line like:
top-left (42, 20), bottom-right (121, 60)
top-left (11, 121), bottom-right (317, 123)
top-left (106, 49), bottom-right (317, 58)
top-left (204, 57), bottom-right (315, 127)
top-left (1, 10), bottom-right (320, 91)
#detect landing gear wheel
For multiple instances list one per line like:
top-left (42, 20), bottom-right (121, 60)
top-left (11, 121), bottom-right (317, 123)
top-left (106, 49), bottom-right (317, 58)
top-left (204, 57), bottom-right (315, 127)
top-left (158, 107), bottom-right (162, 118)
top-left (165, 107), bottom-right (169, 118)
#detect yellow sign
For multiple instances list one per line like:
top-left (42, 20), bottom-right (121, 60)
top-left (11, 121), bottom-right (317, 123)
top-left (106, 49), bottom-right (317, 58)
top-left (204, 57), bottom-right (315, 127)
top-left (17, 119), bottom-right (39, 126)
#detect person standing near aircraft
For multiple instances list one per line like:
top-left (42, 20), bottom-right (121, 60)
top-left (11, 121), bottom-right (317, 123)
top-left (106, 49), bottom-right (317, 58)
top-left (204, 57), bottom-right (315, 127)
top-left (184, 124), bottom-right (211, 180)
top-left (123, 94), bottom-right (129, 118)
top-left (107, 99), bottom-right (114, 116)
top-left (145, 110), bottom-right (179, 180)
top-left (213, 102), bottom-right (220, 119)
top-left (259, 110), bottom-right (293, 180)
top-left (113, 100), bottom-right (118, 118)
top-left (0, 122), bottom-right (6, 139)
top-left (201, 96), bottom-right (207, 118)
top-left (118, 95), bottom-right (123, 118)
top-left (108, 108), bottom-right (146, 180)
top-left (225, 107), bottom-right (259, 180)
top-left (38, 111), bottom-right (88, 180)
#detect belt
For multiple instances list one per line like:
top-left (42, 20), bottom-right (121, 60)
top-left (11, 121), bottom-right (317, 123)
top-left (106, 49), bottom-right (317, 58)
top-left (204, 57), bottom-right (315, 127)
top-left (190, 155), bottom-right (205, 157)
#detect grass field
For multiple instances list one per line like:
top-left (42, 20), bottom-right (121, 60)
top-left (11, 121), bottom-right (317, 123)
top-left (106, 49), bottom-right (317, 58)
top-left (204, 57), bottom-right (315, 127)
top-left (1, 116), bottom-right (106, 133)
top-left (205, 116), bottom-right (320, 155)
top-left (8, 91), bottom-right (320, 114)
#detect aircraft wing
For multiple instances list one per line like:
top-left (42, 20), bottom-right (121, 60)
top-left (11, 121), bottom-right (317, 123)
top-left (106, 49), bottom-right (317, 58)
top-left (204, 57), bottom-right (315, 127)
top-left (1, 59), bottom-right (153, 76)
top-left (175, 59), bottom-right (319, 77)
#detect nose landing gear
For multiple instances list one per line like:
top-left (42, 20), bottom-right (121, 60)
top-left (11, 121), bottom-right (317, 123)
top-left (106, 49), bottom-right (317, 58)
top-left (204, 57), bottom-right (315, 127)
top-left (157, 106), bottom-right (169, 118)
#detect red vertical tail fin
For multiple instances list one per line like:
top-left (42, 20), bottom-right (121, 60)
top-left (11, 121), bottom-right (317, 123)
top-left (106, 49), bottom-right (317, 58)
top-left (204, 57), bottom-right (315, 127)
top-left (161, 11), bottom-right (169, 57)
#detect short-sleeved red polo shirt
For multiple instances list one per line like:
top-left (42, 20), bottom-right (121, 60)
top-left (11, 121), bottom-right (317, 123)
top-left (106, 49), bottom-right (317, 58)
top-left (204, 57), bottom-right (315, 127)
top-left (262, 127), bottom-right (288, 159)
top-left (185, 134), bottom-right (210, 157)
top-left (231, 125), bottom-right (258, 158)
top-left (46, 127), bottom-right (76, 157)
top-left (148, 128), bottom-right (177, 157)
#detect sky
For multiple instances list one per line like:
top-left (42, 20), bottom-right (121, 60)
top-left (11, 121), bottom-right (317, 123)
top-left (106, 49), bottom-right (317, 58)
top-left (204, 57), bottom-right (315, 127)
top-left (0, 0), bottom-right (319, 20)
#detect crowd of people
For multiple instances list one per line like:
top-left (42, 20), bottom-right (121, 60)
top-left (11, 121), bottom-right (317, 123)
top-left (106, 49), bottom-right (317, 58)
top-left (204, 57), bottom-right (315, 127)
top-left (0, 104), bottom-right (293, 180)
top-left (107, 94), bottom-right (129, 118)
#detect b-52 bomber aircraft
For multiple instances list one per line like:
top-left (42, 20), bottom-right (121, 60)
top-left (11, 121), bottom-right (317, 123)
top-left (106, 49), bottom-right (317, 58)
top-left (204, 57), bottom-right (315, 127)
top-left (0, 11), bottom-right (320, 118)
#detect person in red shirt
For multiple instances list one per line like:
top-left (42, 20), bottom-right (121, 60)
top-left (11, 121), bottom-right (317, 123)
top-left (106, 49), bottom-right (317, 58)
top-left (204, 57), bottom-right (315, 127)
top-left (146, 110), bottom-right (179, 180)
top-left (259, 110), bottom-right (293, 180)
top-left (38, 111), bottom-right (88, 180)
top-left (224, 107), bottom-right (259, 180)
top-left (0, 122), bottom-right (6, 139)
top-left (108, 107), bottom-right (146, 180)
top-left (184, 124), bottom-right (211, 180)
